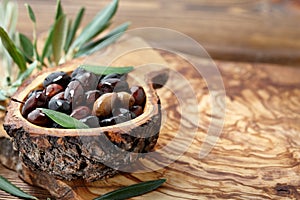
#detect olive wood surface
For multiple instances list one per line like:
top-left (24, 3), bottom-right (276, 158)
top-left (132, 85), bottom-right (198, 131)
top-left (1, 44), bottom-right (300, 199)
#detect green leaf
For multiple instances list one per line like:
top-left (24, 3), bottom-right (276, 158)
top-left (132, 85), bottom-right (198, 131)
top-left (55, 0), bottom-right (63, 20)
top-left (79, 65), bottom-right (133, 75)
top-left (24, 4), bottom-right (36, 23)
top-left (94, 179), bottom-right (166, 200)
top-left (41, 28), bottom-right (54, 63)
top-left (19, 33), bottom-right (34, 61)
top-left (75, 22), bottom-right (129, 57)
top-left (0, 27), bottom-right (27, 72)
top-left (70, 0), bottom-right (119, 50)
top-left (0, 175), bottom-right (37, 199)
top-left (64, 7), bottom-right (85, 53)
top-left (12, 61), bottom-right (37, 87)
top-left (52, 14), bottom-right (68, 65)
top-left (40, 108), bottom-right (89, 129)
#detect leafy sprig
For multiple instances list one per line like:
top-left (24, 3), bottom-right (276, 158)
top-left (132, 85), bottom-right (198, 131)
top-left (0, 174), bottom-right (166, 200)
top-left (0, 0), bottom-right (129, 108)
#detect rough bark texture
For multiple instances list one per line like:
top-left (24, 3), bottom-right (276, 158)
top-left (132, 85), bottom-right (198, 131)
top-left (3, 59), bottom-right (164, 182)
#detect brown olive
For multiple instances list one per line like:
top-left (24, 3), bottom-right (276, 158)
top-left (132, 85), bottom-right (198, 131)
top-left (93, 92), bottom-right (117, 117)
top-left (70, 106), bottom-right (91, 120)
top-left (130, 86), bottom-right (146, 106)
top-left (115, 92), bottom-right (135, 109)
top-left (130, 105), bottom-right (143, 117)
top-left (85, 90), bottom-right (102, 107)
top-left (73, 72), bottom-right (99, 91)
top-left (43, 71), bottom-right (71, 88)
top-left (27, 109), bottom-right (51, 126)
top-left (44, 84), bottom-right (64, 99)
top-left (22, 91), bottom-right (47, 117)
top-left (64, 80), bottom-right (85, 107)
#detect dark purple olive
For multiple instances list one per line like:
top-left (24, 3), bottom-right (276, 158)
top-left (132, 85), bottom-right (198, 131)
top-left (73, 72), bottom-right (99, 91)
top-left (48, 99), bottom-right (71, 114)
top-left (114, 80), bottom-right (130, 93)
top-left (71, 67), bottom-right (86, 78)
top-left (27, 109), bottom-right (51, 126)
top-left (70, 106), bottom-right (91, 120)
top-left (44, 84), bottom-right (64, 99)
top-left (22, 91), bottom-right (47, 117)
top-left (130, 105), bottom-right (143, 117)
top-left (130, 86), bottom-right (146, 106)
top-left (85, 90), bottom-right (102, 107)
top-left (80, 116), bottom-right (99, 128)
top-left (97, 82), bottom-right (113, 93)
top-left (43, 71), bottom-right (71, 88)
top-left (64, 80), bottom-right (85, 107)
top-left (51, 91), bottom-right (65, 100)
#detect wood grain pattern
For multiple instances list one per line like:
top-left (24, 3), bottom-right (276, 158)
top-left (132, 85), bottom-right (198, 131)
top-left (1, 49), bottom-right (300, 199)
top-left (15, 0), bottom-right (300, 66)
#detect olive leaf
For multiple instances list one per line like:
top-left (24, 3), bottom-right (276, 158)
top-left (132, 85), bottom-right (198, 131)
top-left (64, 7), bottom-right (85, 53)
top-left (0, 175), bottom-right (37, 200)
top-left (69, 0), bottom-right (119, 52)
top-left (41, 108), bottom-right (89, 129)
top-left (94, 179), bottom-right (166, 200)
top-left (79, 65), bottom-right (133, 75)
top-left (0, 26), bottom-right (27, 73)
top-left (12, 61), bottom-right (37, 87)
top-left (52, 14), bottom-right (68, 65)
top-left (18, 33), bottom-right (34, 62)
top-left (75, 22), bottom-right (130, 57)
top-left (55, 0), bottom-right (63, 20)
top-left (24, 3), bottom-right (36, 23)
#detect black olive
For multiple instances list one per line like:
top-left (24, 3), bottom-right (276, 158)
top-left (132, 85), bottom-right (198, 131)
top-left (70, 106), bottom-right (91, 120)
top-left (48, 99), bottom-right (71, 114)
top-left (43, 71), bottom-right (71, 88)
top-left (80, 116), bottom-right (100, 128)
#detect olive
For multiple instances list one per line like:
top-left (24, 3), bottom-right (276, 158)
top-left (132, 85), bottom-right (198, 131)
top-left (97, 82), bottom-right (113, 93)
top-left (99, 117), bottom-right (116, 126)
top-left (130, 105), bottom-right (143, 117)
top-left (80, 116), bottom-right (100, 128)
top-left (92, 92), bottom-right (117, 117)
top-left (85, 90), bottom-right (102, 107)
top-left (48, 99), bottom-right (71, 114)
top-left (51, 91), bottom-right (65, 100)
top-left (70, 106), bottom-right (91, 120)
top-left (22, 91), bottom-right (47, 117)
top-left (71, 67), bottom-right (86, 78)
top-left (114, 80), bottom-right (130, 93)
top-left (73, 72), bottom-right (99, 91)
top-left (27, 109), bottom-right (51, 126)
top-left (64, 80), bottom-right (85, 107)
top-left (115, 92), bottom-right (135, 109)
top-left (43, 84), bottom-right (64, 99)
top-left (43, 71), bottom-right (71, 88)
top-left (115, 112), bottom-right (132, 124)
top-left (130, 86), bottom-right (146, 106)
top-left (112, 108), bottom-right (130, 116)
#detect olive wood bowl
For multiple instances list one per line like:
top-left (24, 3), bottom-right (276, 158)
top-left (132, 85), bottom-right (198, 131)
top-left (4, 59), bottom-right (168, 182)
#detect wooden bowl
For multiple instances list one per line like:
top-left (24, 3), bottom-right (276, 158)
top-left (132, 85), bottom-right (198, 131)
top-left (3, 59), bottom-right (168, 182)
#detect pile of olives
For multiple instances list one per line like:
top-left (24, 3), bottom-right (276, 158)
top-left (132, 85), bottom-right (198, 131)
top-left (21, 67), bottom-right (146, 128)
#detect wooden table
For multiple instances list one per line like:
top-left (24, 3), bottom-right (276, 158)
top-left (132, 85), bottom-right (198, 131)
top-left (15, 0), bottom-right (300, 66)
top-left (1, 0), bottom-right (300, 199)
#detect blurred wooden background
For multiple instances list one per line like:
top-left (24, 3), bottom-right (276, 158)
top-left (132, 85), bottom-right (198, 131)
top-left (16, 0), bottom-right (300, 66)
